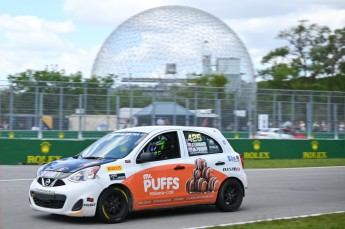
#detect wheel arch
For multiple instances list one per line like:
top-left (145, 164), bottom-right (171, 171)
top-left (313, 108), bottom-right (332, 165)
top-left (98, 183), bottom-right (134, 212)
top-left (221, 177), bottom-right (245, 197)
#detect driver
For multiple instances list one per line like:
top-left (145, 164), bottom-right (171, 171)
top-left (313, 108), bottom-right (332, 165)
top-left (148, 135), bottom-right (168, 159)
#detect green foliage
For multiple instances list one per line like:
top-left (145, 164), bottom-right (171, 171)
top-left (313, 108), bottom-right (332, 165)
top-left (259, 20), bottom-right (345, 91)
top-left (8, 66), bottom-right (116, 95)
top-left (258, 75), bottom-right (345, 91)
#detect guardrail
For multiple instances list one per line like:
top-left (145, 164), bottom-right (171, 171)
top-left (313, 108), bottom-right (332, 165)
top-left (0, 138), bottom-right (344, 165)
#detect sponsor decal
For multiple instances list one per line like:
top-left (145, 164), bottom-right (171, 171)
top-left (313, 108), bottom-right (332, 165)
top-left (253, 140), bottom-right (261, 151)
top-left (186, 158), bottom-right (220, 194)
top-left (58, 132), bottom-right (64, 139)
top-left (311, 140), bottom-right (319, 150)
top-left (143, 173), bottom-right (179, 195)
top-left (27, 156), bottom-right (62, 164)
top-left (244, 152), bottom-right (270, 159)
top-left (227, 155), bottom-right (239, 162)
top-left (109, 173), bottom-right (126, 181)
top-left (35, 189), bottom-right (55, 194)
top-left (26, 141), bottom-right (62, 164)
top-left (107, 165), bottom-right (123, 172)
top-left (223, 167), bottom-right (240, 172)
top-left (302, 141), bottom-right (328, 159)
top-left (40, 142), bottom-right (51, 154)
top-left (244, 140), bottom-right (270, 159)
top-left (83, 203), bottom-right (96, 207)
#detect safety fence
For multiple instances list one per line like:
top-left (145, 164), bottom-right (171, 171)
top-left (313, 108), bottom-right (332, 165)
top-left (0, 138), bottom-right (344, 165)
top-left (1, 80), bottom-right (344, 139)
top-left (0, 130), bottom-right (344, 140)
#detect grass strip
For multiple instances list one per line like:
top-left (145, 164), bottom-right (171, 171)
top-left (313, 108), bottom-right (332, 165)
top-left (209, 212), bottom-right (345, 229)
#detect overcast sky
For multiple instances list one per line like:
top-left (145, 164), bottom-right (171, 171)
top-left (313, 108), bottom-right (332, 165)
top-left (0, 0), bottom-right (344, 81)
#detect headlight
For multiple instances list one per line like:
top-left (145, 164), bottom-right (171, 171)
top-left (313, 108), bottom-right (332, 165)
top-left (68, 166), bottom-right (100, 182)
top-left (36, 165), bottom-right (46, 177)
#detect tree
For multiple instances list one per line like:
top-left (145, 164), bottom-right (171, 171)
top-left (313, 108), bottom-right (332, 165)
top-left (259, 20), bottom-right (345, 89)
top-left (4, 66), bottom-right (117, 118)
top-left (8, 65), bottom-right (116, 95)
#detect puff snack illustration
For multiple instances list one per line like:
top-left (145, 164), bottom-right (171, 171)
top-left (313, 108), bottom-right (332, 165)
top-left (185, 158), bottom-right (220, 193)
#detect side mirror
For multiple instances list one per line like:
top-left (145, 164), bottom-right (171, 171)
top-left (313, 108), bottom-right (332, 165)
top-left (139, 152), bottom-right (155, 162)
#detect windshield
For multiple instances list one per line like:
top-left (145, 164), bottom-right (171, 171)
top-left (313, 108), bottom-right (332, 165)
top-left (79, 132), bottom-right (148, 159)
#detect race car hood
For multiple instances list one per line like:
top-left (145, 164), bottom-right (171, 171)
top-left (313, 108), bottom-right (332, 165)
top-left (42, 157), bottom-right (117, 173)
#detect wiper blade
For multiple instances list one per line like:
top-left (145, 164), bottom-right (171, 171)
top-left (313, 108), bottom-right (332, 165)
top-left (81, 156), bottom-right (104, 160)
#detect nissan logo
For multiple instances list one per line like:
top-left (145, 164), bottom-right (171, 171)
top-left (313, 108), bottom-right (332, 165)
top-left (45, 178), bottom-right (51, 186)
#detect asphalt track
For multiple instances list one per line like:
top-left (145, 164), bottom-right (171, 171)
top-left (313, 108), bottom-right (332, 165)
top-left (1, 165), bottom-right (344, 229)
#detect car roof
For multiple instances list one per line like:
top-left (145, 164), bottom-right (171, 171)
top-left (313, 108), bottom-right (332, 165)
top-left (114, 125), bottom-right (220, 134)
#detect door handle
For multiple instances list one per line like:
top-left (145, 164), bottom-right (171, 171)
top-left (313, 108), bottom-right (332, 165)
top-left (215, 161), bottom-right (225, 165)
top-left (174, 165), bottom-right (185, 170)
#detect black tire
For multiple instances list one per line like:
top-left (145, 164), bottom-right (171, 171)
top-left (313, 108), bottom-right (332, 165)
top-left (97, 187), bottom-right (129, 223)
top-left (216, 179), bottom-right (243, 212)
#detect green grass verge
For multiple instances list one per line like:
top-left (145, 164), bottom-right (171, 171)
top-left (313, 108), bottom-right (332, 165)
top-left (209, 212), bottom-right (345, 229)
top-left (244, 158), bottom-right (345, 168)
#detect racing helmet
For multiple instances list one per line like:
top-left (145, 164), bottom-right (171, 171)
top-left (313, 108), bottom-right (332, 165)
top-left (148, 136), bottom-right (167, 157)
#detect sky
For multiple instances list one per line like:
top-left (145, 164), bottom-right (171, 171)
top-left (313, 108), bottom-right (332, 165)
top-left (0, 0), bottom-right (344, 82)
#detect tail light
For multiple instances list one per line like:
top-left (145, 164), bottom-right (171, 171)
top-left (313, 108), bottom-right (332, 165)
top-left (240, 154), bottom-right (245, 169)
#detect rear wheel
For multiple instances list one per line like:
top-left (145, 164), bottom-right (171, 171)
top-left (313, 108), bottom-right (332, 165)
top-left (216, 179), bottom-right (243, 212)
top-left (97, 187), bottom-right (129, 223)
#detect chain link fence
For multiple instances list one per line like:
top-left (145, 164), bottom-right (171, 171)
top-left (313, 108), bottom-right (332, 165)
top-left (0, 80), bottom-right (344, 139)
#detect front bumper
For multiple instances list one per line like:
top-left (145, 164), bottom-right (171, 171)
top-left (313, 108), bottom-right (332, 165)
top-left (29, 177), bottom-right (105, 217)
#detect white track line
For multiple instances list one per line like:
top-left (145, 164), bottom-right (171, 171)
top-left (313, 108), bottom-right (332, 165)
top-left (0, 178), bottom-right (33, 182)
top-left (246, 165), bottom-right (345, 172)
top-left (184, 211), bottom-right (345, 229)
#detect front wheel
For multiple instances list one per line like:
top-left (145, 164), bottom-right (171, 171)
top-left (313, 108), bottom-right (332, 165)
top-left (216, 179), bottom-right (243, 212)
top-left (97, 187), bottom-right (129, 223)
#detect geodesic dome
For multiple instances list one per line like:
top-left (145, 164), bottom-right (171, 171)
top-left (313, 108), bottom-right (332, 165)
top-left (91, 5), bottom-right (255, 86)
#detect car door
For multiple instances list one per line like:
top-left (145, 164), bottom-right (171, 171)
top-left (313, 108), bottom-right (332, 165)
top-left (181, 130), bottom-right (228, 205)
top-left (121, 130), bottom-right (188, 211)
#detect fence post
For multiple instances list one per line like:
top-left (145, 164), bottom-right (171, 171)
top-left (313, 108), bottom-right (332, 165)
top-left (278, 101), bottom-right (282, 127)
top-left (78, 94), bottom-right (83, 139)
top-left (35, 86), bottom-right (39, 129)
top-left (38, 93), bottom-right (43, 139)
top-left (106, 89), bottom-right (110, 130)
top-left (306, 102), bottom-right (313, 139)
top-left (234, 90), bottom-right (238, 132)
top-left (327, 92), bottom-right (332, 132)
top-left (9, 86), bottom-right (13, 130)
top-left (151, 87), bottom-right (156, 125)
top-left (59, 86), bottom-right (63, 130)
top-left (185, 99), bottom-right (190, 126)
top-left (116, 96), bottom-right (120, 130)
top-left (291, 92), bottom-right (295, 125)
top-left (215, 99), bottom-right (221, 130)
top-left (334, 103), bottom-right (338, 139)
top-left (194, 89), bottom-right (198, 126)
top-left (173, 93), bottom-right (177, 126)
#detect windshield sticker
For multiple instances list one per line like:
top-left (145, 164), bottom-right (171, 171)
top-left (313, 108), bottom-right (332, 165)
top-left (107, 165), bottom-right (122, 172)
top-left (113, 132), bottom-right (144, 136)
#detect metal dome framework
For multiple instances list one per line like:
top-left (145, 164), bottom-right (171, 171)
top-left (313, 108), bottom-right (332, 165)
top-left (92, 5), bottom-right (255, 88)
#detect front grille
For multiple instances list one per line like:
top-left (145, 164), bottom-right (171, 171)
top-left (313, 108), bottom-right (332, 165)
top-left (31, 191), bottom-right (66, 209)
top-left (37, 178), bottom-right (66, 187)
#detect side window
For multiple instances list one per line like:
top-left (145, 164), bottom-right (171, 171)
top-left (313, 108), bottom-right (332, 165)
top-left (184, 131), bottom-right (223, 156)
top-left (138, 131), bottom-right (180, 162)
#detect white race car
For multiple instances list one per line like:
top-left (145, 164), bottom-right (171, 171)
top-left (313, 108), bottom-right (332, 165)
top-left (29, 126), bottom-right (248, 223)
top-left (253, 128), bottom-right (307, 139)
